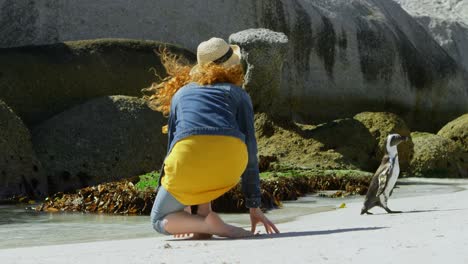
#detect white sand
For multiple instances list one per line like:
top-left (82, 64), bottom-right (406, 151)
top-left (1, 181), bottom-right (467, 264)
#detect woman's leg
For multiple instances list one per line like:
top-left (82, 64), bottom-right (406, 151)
top-left (196, 202), bottom-right (211, 216)
top-left (150, 186), bottom-right (186, 235)
top-left (151, 187), bottom-right (251, 238)
top-left (164, 210), bottom-right (252, 238)
top-left (177, 203), bottom-right (213, 239)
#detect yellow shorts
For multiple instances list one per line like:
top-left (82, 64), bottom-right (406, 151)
top-left (161, 135), bottom-right (248, 205)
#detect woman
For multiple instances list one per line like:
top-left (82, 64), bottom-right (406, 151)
top-left (147, 37), bottom-right (279, 238)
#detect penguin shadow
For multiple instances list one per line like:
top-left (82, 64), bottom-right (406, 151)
top-left (366, 208), bottom-right (468, 215)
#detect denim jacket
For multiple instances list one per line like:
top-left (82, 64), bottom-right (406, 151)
top-left (160, 82), bottom-right (261, 208)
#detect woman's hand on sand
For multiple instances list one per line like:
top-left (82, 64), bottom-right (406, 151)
top-left (249, 208), bottom-right (280, 235)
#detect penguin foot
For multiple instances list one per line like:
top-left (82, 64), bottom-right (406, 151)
top-left (360, 210), bottom-right (373, 215)
top-left (384, 208), bottom-right (402, 214)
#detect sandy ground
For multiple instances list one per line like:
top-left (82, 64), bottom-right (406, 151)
top-left (1, 181), bottom-right (467, 264)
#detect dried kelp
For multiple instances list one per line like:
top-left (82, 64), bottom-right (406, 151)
top-left (35, 180), bottom-right (156, 215)
top-left (35, 174), bottom-right (370, 214)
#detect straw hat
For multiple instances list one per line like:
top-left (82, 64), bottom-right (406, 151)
top-left (192, 37), bottom-right (241, 72)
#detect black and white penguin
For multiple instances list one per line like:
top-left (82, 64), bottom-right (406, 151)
top-left (361, 133), bottom-right (408, 215)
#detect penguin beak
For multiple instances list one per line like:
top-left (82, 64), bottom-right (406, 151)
top-left (396, 135), bottom-right (409, 146)
top-left (390, 135), bottom-right (409, 146)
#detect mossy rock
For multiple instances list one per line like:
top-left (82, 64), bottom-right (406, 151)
top-left (32, 96), bottom-right (167, 194)
top-left (354, 112), bottom-right (414, 171)
top-left (409, 132), bottom-right (467, 178)
top-left (437, 113), bottom-right (468, 152)
top-left (0, 100), bottom-right (47, 199)
top-left (255, 113), bottom-right (376, 171)
top-left (0, 38), bottom-right (195, 128)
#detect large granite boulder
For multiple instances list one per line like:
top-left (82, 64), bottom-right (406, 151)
top-left (393, 0), bottom-right (468, 72)
top-left (409, 132), bottom-right (467, 178)
top-left (229, 29), bottom-right (289, 116)
top-left (437, 114), bottom-right (468, 152)
top-left (32, 96), bottom-right (167, 193)
top-left (1, 0), bottom-right (467, 131)
top-left (255, 113), bottom-right (376, 171)
top-left (354, 112), bottom-right (414, 171)
top-left (0, 39), bottom-right (195, 127)
top-left (0, 100), bottom-right (47, 199)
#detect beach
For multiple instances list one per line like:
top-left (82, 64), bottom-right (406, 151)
top-left (1, 179), bottom-right (467, 264)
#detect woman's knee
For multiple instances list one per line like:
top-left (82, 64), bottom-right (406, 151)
top-left (149, 186), bottom-right (185, 235)
top-left (152, 217), bottom-right (171, 235)
top-left (150, 207), bottom-right (170, 235)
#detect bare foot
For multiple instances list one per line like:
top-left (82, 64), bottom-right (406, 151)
top-left (205, 212), bottom-right (252, 238)
top-left (192, 203), bottom-right (213, 239)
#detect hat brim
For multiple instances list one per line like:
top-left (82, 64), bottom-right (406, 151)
top-left (223, 44), bottom-right (241, 67)
top-left (190, 44), bottom-right (241, 76)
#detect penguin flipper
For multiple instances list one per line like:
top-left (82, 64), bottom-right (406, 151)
top-left (376, 162), bottom-right (392, 197)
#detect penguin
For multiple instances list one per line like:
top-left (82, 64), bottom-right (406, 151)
top-left (361, 133), bottom-right (408, 215)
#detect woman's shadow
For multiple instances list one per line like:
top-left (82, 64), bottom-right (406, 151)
top-left (167, 226), bottom-right (387, 241)
top-left (239, 226), bottom-right (386, 240)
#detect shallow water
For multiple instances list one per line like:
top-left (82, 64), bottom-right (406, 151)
top-left (0, 178), bottom-right (464, 249)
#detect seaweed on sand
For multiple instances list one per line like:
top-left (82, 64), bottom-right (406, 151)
top-left (35, 171), bottom-right (371, 214)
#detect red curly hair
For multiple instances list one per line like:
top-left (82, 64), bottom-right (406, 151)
top-left (144, 49), bottom-right (244, 117)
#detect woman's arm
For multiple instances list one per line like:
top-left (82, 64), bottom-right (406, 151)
top-left (236, 90), bottom-right (279, 234)
top-left (236, 90), bottom-right (261, 208)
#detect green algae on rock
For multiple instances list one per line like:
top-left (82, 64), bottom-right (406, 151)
top-left (437, 114), bottom-right (468, 152)
top-left (409, 132), bottom-right (467, 178)
top-left (354, 111), bottom-right (414, 172)
top-left (255, 113), bottom-right (376, 172)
